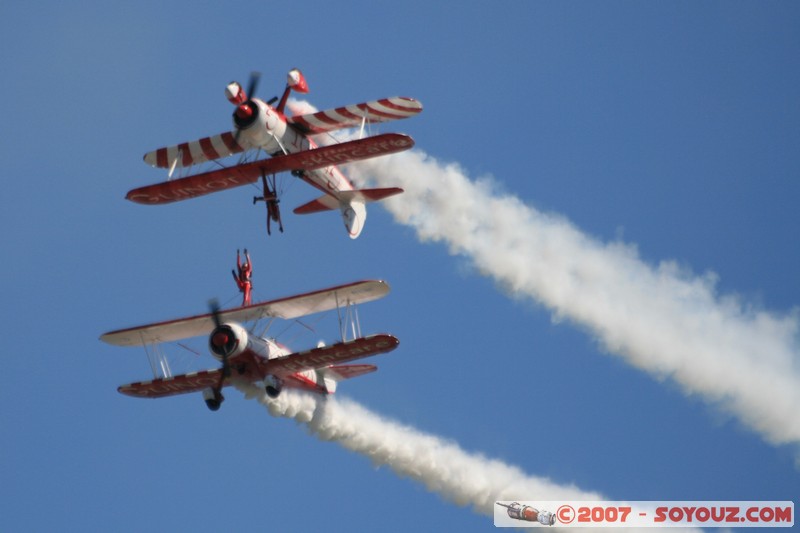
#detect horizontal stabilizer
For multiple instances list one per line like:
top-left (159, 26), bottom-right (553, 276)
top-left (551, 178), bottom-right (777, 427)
top-left (293, 195), bottom-right (339, 214)
top-left (325, 364), bottom-right (378, 381)
top-left (293, 187), bottom-right (404, 215)
top-left (265, 334), bottom-right (398, 377)
top-left (319, 364), bottom-right (377, 394)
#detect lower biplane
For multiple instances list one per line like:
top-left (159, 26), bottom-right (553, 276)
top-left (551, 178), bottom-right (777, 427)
top-left (100, 280), bottom-right (398, 411)
top-left (127, 68), bottom-right (422, 238)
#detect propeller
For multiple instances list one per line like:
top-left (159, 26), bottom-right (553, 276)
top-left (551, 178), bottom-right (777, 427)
top-left (244, 71), bottom-right (260, 102)
top-left (209, 298), bottom-right (222, 328)
top-left (208, 299), bottom-right (231, 378)
top-left (232, 72), bottom-right (262, 142)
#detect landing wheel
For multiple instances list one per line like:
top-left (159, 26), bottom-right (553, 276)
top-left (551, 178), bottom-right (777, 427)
top-left (265, 375), bottom-right (283, 398)
top-left (205, 398), bottom-right (222, 411)
top-left (203, 388), bottom-right (224, 411)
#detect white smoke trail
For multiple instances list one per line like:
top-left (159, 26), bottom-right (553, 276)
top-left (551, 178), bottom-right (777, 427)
top-left (235, 383), bottom-right (599, 513)
top-left (236, 385), bottom-right (703, 531)
top-left (348, 150), bottom-right (800, 450)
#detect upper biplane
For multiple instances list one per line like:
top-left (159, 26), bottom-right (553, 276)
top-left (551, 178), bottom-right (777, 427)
top-left (100, 280), bottom-right (398, 411)
top-left (127, 68), bottom-right (422, 238)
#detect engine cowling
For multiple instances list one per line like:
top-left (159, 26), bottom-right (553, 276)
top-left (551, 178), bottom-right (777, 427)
top-left (231, 98), bottom-right (261, 131)
top-left (208, 323), bottom-right (249, 361)
top-left (230, 98), bottom-right (285, 149)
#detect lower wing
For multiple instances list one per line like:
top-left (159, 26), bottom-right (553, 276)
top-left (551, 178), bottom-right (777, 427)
top-left (126, 133), bottom-right (414, 205)
top-left (116, 334), bottom-right (398, 399)
top-left (118, 369), bottom-right (223, 398)
top-left (265, 334), bottom-right (399, 378)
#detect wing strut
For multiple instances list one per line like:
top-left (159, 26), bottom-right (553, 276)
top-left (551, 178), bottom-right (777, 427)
top-left (168, 150), bottom-right (180, 179)
top-left (359, 115), bottom-right (367, 140)
top-left (334, 292), bottom-right (362, 342)
top-left (141, 332), bottom-right (172, 379)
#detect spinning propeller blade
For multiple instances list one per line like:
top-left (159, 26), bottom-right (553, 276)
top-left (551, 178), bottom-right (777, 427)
top-left (208, 299), bottom-right (231, 378)
top-left (234, 72), bottom-right (262, 143)
top-left (209, 299), bottom-right (222, 329)
top-left (245, 71), bottom-right (261, 101)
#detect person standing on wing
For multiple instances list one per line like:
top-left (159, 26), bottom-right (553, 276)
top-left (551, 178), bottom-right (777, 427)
top-left (232, 249), bottom-right (253, 306)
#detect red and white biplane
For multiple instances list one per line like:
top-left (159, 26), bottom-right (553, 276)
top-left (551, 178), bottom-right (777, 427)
top-left (100, 280), bottom-right (398, 411)
top-left (127, 69), bottom-right (422, 238)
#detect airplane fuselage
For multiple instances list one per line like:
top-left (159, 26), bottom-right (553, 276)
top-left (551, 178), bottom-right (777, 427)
top-left (209, 321), bottom-right (331, 395)
top-left (237, 98), bottom-right (365, 237)
top-left (240, 99), bottom-right (357, 197)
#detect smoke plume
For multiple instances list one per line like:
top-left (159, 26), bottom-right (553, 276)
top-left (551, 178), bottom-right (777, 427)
top-left (236, 384), bottom-right (601, 515)
top-left (349, 150), bottom-right (800, 449)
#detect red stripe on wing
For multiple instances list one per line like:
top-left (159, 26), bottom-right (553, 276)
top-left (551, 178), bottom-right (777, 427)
top-left (312, 112), bottom-right (343, 127)
top-left (221, 132), bottom-right (243, 152)
top-left (199, 137), bottom-right (220, 160)
top-left (356, 102), bottom-right (398, 120)
top-left (376, 97), bottom-right (421, 114)
top-left (178, 142), bottom-right (192, 166)
top-left (156, 148), bottom-right (168, 168)
top-left (332, 107), bottom-right (362, 121)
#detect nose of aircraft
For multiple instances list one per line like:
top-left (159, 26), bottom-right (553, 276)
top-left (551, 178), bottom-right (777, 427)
top-left (211, 331), bottom-right (229, 348)
top-left (235, 103), bottom-right (253, 120)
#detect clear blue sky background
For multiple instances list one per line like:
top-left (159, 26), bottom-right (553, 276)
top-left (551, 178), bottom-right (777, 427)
top-left (1, 1), bottom-right (798, 531)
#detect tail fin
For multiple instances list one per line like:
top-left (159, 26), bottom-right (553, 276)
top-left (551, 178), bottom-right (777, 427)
top-left (293, 187), bottom-right (404, 239)
top-left (319, 364), bottom-right (378, 393)
top-left (341, 198), bottom-right (365, 239)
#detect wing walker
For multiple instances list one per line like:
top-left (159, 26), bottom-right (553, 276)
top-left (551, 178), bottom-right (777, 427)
top-left (101, 279), bottom-right (398, 411)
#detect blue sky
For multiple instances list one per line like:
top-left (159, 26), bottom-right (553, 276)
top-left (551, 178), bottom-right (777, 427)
top-left (1, 1), bottom-right (798, 531)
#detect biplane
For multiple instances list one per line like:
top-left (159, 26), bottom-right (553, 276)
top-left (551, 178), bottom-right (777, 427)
top-left (127, 68), bottom-right (422, 238)
top-left (99, 280), bottom-right (398, 411)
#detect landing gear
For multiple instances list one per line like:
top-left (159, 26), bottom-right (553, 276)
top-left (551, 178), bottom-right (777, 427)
top-left (265, 375), bottom-right (283, 398)
top-left (203, 388), bottom-right (224, 411)
top-left (253, 172), bottom-right (283, 235)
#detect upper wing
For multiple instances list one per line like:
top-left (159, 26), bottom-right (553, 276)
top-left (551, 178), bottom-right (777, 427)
top-left (288, 97), bottom-right (422, 134)
top-left (265, 334), bottom-right (399, 377)
top-left (127, 133), bottom-right (414, 205)
top-left (143, 131), bottom-right (247, 169)
top-left (100, 280), bottom-right (390, 347)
